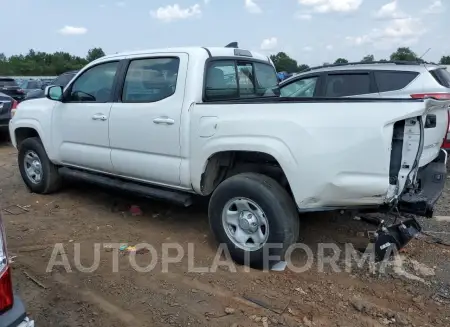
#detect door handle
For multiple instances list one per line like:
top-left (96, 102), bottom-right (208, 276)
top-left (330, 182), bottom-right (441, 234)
top-left (153, 117), bottom-right (175, 125)
top-left (92, 114), bottom-right (107, 121)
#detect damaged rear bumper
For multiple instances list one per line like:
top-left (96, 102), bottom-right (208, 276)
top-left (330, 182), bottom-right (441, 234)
top-left (398, 149), bottom-right (447, 218)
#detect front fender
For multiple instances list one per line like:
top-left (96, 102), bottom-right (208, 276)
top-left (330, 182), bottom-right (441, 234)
top-left (190, 136), bottom-right (299, 195)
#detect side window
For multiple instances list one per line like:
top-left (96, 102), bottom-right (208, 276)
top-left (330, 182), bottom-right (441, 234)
top-left (375, 71), bottom-right (419, 92)
top-left (204, 60), bottom-right (279, 101)
top-left (280, 76), bottom-right (318, 97)
top-left (205, 60), bottom-right (238, 101)
top-left (69, 61), bottom-right (119, 102)
top-left (325, 73), bottom-right (371, 97)
top-left (122, 57), bottom-right (180, 103)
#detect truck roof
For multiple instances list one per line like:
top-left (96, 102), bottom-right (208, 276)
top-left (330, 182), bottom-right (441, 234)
top-left (99, 47), bottom-right (271, 63)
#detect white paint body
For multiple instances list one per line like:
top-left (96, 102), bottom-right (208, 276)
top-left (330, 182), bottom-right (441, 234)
top-left (8, 47), bottom-right (450, 210)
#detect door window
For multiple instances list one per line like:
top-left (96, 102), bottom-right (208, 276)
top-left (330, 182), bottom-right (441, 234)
top-left (68, 61), bottom-right (119, 102)
top-left (325, 73), bottom-right (371, 97)
top-left (122, 57), bottom-right (180, 103)
top-left (280, 76), bottom-right (318, 97)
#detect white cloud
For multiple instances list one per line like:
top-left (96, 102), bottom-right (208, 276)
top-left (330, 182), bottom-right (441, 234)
top-left (58, 26), bottom-right (88, 36)
top-left (298, 0), bottom-right (362, 13)
top-left (326, 44), bottom-right (333, 50)
top-left (303, 46), bottom-right (313, 51)
top-left (260, 37), bottom-right (278, 50)
top-left (346, 17), bottom-right (425, 48)
top-left (295, 13), bottom-right (313, 20)
top-left (424, 0), bottom-right (444, 14)
top-left (374, 1), bottom-right (400, 19)
top-left (150, 4), bottom-right (202, 22)
top-left (245, 0), bottom-right (262, 14)
top-left (204, 0), bottom-right (210, 3)
top-left (116, 1), bottom-right (126, 7)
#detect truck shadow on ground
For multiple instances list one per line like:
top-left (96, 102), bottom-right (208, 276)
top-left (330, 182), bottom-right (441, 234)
top-left (59, 180), bottom-right (375, 266)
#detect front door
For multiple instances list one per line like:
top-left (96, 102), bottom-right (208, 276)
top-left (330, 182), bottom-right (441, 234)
top-left (51, 61), bottom-right (120, 172)
top-left (109, 54), bottom-right (187, 186)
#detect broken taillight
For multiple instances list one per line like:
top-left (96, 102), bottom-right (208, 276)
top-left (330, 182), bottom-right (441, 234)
top-left (0, 213), bottom-right (13, 313)
top-left (410, 93), bottom-right (450, 100)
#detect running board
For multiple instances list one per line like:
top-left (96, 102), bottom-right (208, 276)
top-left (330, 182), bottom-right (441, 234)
top-left (58, 167), bottom-right (193, 207)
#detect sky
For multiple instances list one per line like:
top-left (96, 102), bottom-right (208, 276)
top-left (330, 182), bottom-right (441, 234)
top-left (1, 0), bottom-right (448, 66)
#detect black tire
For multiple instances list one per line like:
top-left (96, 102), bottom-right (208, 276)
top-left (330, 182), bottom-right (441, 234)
top-left (18, 137), bottom-right (61, 194)
top-left (208, 172), bottom-right (299, 269)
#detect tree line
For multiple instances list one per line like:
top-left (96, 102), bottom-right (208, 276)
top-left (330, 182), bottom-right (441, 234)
top-left (1, 46), bottom-right (449, 76)
top-left (0, 48), bottom-right (106, 76)
top-left (271, 47), bottom-right (450, 73)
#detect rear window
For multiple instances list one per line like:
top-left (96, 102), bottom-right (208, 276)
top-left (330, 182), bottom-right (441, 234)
top-left (204, 60), bottom-right (279, 101)
top-left (0, 79), bottom-right (18, 87)
top-left (374, 71), bottom-right (419, 92)
top-left (324, 73), bottom-right (371, 97)
top-left (430, 68), bottom-right (450, 88)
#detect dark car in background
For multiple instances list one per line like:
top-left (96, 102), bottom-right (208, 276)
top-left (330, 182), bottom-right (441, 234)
top-left (19, 80), bottom-right (42, 95)
top-left (0, 78), bottom-right (25, 102)
top-left (0, 93), bottom-right (17, 137)
top-left (24, 70), bottom-right (78, 101)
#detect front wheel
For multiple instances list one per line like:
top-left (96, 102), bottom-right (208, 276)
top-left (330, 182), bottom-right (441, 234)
top-left (208, 173), bottom-right (299, 269)
top-left (18, 137), bottom-right (61, 194)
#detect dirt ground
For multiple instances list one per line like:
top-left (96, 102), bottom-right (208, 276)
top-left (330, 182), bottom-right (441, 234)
top-left (1, 142), bottom-right (450, 327)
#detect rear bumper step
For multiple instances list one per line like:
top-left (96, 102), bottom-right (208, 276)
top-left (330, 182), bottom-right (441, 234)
top-left (398, 149), bottom-right (447, 218)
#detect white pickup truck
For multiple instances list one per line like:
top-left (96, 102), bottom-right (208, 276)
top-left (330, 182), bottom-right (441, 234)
top-left (9, 45), bottom-right (450, 267)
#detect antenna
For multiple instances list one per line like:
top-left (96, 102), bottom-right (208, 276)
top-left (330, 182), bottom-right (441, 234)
top-left (225, 42), bottom-right (238, 48)
top-left (419, 48), bottom-right (431, 61)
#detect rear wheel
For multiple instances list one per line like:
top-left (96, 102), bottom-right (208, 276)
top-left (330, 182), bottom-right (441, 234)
top-left (18, 137), bottom-right (61, 194)
top-left (208, 173), bottom-right (299, 269)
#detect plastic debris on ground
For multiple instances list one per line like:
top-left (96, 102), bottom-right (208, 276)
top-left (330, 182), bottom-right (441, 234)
top-left (129, 205), bottom-right (143, 216)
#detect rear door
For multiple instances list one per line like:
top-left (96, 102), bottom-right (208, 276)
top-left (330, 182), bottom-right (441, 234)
top-left (109, 53), bottom-right (187, 187)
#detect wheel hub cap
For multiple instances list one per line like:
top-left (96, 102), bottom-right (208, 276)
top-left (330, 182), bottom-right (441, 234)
top-left (238, 211), bottom-right (259, 233)
top-left (24, 150), bottom-right (42, 184)
top-left (222, 197), bottom-right (269, 251)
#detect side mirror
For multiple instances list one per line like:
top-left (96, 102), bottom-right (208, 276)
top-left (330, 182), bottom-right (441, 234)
top-left (45, 85), bottom-right (63, 101)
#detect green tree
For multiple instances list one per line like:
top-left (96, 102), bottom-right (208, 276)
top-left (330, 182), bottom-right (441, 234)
top-left (270, 52), bottom-right (299, 73)
top-left (334, 58), bottom-right (349, 64)
top-left (440, 56), bottom-right (450, 64)
top-left (297, 64), bottom-right (310, 72)
top-left (86, 48), bottom-right (106, 62)
top-left (390, 47), bottom-right (417, 61)
top-left (361, 54), bottom-right (375, 63)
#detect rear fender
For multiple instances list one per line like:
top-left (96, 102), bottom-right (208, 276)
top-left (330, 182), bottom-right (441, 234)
top-left (191, 136), bottom-right (297, 194)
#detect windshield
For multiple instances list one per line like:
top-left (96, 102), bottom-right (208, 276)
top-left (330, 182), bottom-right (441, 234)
top-left (204, 60), bottom-right (279, 101)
